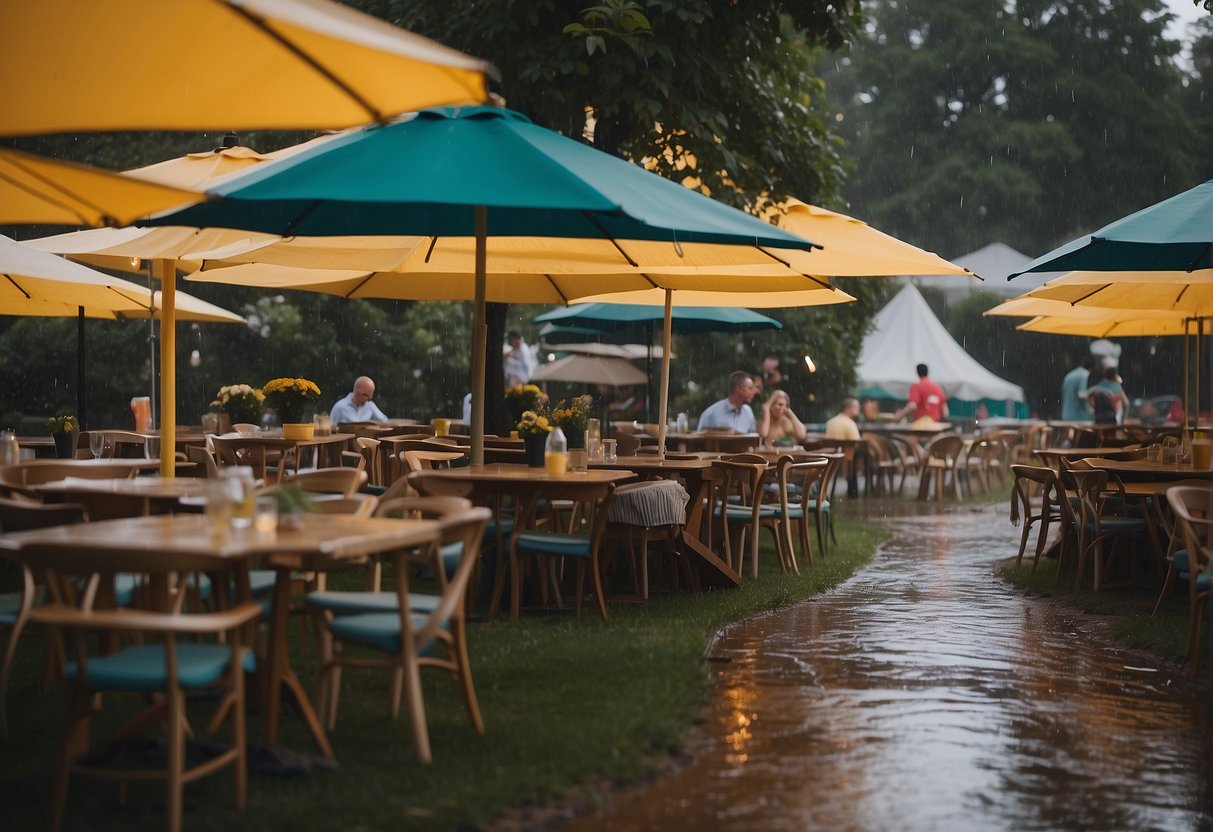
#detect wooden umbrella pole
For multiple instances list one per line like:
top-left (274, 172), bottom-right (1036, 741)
top-left (156, 259), bottom-right (176, 478)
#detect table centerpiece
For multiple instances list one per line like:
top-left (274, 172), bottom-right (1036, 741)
top-left (264, 377), bottom-right (322, 439)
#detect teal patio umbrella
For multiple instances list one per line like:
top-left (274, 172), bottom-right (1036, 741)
top-left (1009, 179), bottom-right (1212, 277)
top-left (533, 303), bottom-right (783, 422)
top-left (143, 106), bottom-right (821, 463)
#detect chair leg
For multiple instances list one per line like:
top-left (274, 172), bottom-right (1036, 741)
top-left (167, 687), bottom-right (185, 832)
top-left (1152, 564), bottom-right (1177, 615)
top-left (402, 653), bottom-right (432, 763)
top-left (451, 621), bottom-right (485, 733)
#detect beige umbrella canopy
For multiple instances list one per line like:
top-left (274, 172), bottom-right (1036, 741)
top-left (532, 354), bottom-right (648, 387)
top-left (1, 234), bottom-right (243, 426)
top-left (1014, 269), bottom-right (1213, 315)
top-left (0, 0), bottom-right (488, 136)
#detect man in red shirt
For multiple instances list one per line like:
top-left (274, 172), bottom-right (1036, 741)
top-left (896, 363), bottom-right (949, 422)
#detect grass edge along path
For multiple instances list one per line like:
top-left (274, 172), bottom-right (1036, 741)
top-left (0, 520), bottom-right (885, 832)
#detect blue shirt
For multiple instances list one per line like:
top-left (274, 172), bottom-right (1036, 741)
top-left (1060, 366), bottom-right (1090, 421)
top-left (330, 392), bottom-right (387, 425)
top-left (697, 398), bottom-right (756, 433)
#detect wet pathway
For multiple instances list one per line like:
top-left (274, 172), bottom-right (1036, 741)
top-left (563, 502), bottom-right (1212, 831)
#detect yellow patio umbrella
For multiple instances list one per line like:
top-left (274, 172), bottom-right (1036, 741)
top-left (23, 140), bottom-right (336, 475)
top-left (1015, 268), bottom-right (1213, 315)
top-left (1014, 315), bottom-right (1210, 337)
top-left (0, 148), bottom-right (202, 227)
top-left (770, 198), bottom-right (976, 279)
top-left (0, 0), bottom-right (489, 136)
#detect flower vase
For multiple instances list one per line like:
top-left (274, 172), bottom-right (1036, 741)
top-left (282, 422), bottom-right (315, 441)
top-left (564, 430), bottom-right (585, 450)
top-left (52, 431), bottom-right (75, 458)
top-left (523, 435), bottom-right (547, 468)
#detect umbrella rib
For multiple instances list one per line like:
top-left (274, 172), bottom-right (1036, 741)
top-left (344, 272), bottom-right (376, 299)
top-left (226, 4), bottom-right (386, 125)
top-left (1188, 243), bottom-right (1210, 272)
top-left (424, 237), bottom-right (439, 263)
top-left (282, 200), bottom-right (325, 236)
top-left (754, 246), bottom-right (831, 288)
top-left (579, 213), bottom-right (639, 267)
top-left (3, 273), bottom-right (31, 299)
top-left (1068, 285), bottom-right (1107, 305)
top-left (542, 275), bottom-right (571, 306)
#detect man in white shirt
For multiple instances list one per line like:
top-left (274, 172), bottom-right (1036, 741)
top-left (330, 376), bottom-right (388, 424)
top-left (504, 331), bottom-right (537, 386)
top-left (697, 371), bottom-right (758, 433)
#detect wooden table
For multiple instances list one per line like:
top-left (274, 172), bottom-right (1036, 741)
top-left (1084, 457), bottom-right (1213, 482)
top-left (414, 465), bottom-right (635, 620)
top-left (0, 513), bottom-right (438, 759)
top-left (662, 432), bottom-right (761, 453)
top-left (33, 475), bottom-right (211, 518)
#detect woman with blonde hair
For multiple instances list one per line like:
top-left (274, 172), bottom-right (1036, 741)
top-left (758, 389), bottom-right (807, 447)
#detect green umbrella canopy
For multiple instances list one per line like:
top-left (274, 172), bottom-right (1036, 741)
top-left (1010, 179), bottom-right (1213, 277)
top-left (144, 106), bottom-right (816, 250)
top-left (534, 303), bottom-right (782, 337)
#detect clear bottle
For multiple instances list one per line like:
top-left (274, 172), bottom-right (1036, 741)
top-left (545, 426), bottom-right (568, 475)
top-left (0, 429), bottom-right (18, 465)
top-left (227, 467), bottom-right (256, 528)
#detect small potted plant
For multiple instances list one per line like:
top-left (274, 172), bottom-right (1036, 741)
top-left (516, 409), bottom-right (552, 467)
top-left (211, 383), bottom-right (265, 430)
top-left (46, 414), bottom-right (79, 458)
top-left (549, 396), bottom-right (591, 449)
top-left (505, 383), bottom-right (544, 423)
top-left (263, 377), bottom-right (322, 439)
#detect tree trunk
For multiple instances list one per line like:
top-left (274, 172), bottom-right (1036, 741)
top-left (485, 303), bottom-right (508, 436)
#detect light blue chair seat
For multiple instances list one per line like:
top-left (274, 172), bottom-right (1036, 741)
top-left (0, 593), bottom-right (22, 626)
top-left (327, 611), bottom-right (444, 654)
top-left (306, 590), bottom-right (441, 615)
top-left (66, 643), bottom-right (255, 692)
top-left (514, 532), bottom-right (592, 558)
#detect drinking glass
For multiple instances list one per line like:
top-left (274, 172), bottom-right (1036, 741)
top-left (89, 431), bottom-right (105, 460)
top-left (253, 495), bottom-right (279, 532)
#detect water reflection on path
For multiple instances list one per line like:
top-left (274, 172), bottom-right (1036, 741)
top-left (562, 502), bottom-right (1211, 831)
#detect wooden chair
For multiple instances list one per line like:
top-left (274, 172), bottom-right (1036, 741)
top-left (1065, 467), bottom-right (1155, 592)
top-left (211, 435), bottom-right (298, 483)
top-left (916, 434), bottom-right (964, 501)
top-left (1008, 464), bottom-right (1070, 574)
top-left (612, 431), bottom-right (642, 457)
top-left (0, 498), bottom-right (88, 737)
top-left (707, 454), bottom-right (771, 579)
top-left (603, 479), bottom-right (691, 600)
top-left (1164, 486), bottom-right (1212, 674)
top-left (858, 433), bottom-right (900, 495)
top-left (500, 481), bottom-right (618, 621)
top-left (313, 507), bottom-right (489, 762)
top-left (765, 455), bottom-right (831, 571)
top-left (19, 462), bottom-right (139, 488)
top-left (279, 467), bottom-right (368, 498)
top-left (186, 444), bottom-right (220, 478)
top-left (24, 543), bottom-right (261, 832)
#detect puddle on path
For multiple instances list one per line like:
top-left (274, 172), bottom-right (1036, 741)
top-left (561, 502), bottom-right (1212, 831)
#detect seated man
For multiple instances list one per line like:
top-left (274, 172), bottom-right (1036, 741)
top-left (330, 375), bottom-right (388, 424)
top-left (697, 370), bottom-right (758, 433)
top-left (825, 397), bottom-right (862, 442)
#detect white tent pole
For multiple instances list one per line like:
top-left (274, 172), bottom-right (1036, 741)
top-left (470, 206), bottom-right (487, 467)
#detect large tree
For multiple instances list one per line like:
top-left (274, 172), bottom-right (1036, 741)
top-left (828, 0), bottom-right (1208, 259)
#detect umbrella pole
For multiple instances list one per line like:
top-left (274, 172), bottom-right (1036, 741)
top-left (657, 289), bottom-right (672, 459)
top-left (470, 206), bottom-right (487, 467)
top-left (156, 259), bottom-right (176, 477)
top-left (1184, 321), bottom-right (1191, 429)
top-left (77, 307), bottom-right (86, 428)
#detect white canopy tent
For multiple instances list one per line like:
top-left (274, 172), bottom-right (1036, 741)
top-left (857, 284), bottom-right (1025, 414)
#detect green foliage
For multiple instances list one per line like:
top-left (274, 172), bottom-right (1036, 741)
top-left (826, 0), bottom-right (1210, 258)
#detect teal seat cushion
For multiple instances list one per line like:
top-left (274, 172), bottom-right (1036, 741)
top-left (515, 532), bottom-right (591, 557)
top-left (0, 592), bottom-right (22, 625)
top-left (327, 612), bottom-right (442, 654)
top-left (248, 570), bottom-right (277, 596)
top-left (67, 643), bottom-right (254, 692)
top-left (439, 541), bottom-right (463, 578)
top-left (306, 590), bottom-right (440, 615)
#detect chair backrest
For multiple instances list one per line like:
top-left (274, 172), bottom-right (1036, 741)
top-left (402, 450), bottom-right (466, 475)
top-left (924, 434), bottom-right (964, 464)
top-left (375, 495), bottom-right (473, 521)
top-left (279, 467), bottom-right (368, 498)
top-left (1009, 464), bottom-right (1065, 527)
top-left (308, 494), bottom-right (379, 517)
top-left (0, 496), bottom-right (87, 531)
top-left (402, 507), bottom-right (490, 634)
top-left (20, 462), bottom-right (140, 486)
top-left (406, 470), bottom-right (475, 499)
top-left (1166, 486), bottom-right (1212, 574)
top-left (612, 432), bottom-right (642, 457)
top-left (186, 444), bottom-right (220, 478)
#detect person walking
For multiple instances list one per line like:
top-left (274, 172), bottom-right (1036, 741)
top-left (1060, 356), bottom-right (1094, 421)
top-left (894, 364), bottom-right (949, 422)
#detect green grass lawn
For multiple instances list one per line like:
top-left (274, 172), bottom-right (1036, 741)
top-left (0, 519), bottom-right (884, 831)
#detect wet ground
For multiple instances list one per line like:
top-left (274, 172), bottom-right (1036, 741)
top-left (561, 500), bottom-right (1212, 831)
